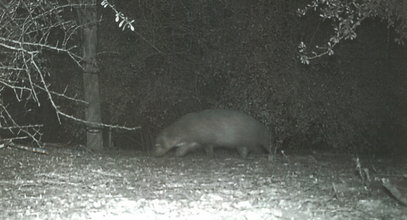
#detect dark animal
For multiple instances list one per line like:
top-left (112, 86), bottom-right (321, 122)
top-left (154, 109), bottom-right (271, 158)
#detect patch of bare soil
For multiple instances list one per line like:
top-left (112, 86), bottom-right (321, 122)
top-left (0, 146), bottom-right (406, 219)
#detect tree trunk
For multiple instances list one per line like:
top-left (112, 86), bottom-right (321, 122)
top-left (77, 1), bottom-right (103, 150)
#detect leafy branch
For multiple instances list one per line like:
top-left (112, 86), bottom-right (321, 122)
top-left (298, 0), bottom-right (407, 64)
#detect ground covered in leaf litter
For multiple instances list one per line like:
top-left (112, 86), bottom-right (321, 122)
top-left (0, 145), bottom-right (406, 220)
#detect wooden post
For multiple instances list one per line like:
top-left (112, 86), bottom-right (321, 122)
top-left (77, 0), bottom-right (103, 150)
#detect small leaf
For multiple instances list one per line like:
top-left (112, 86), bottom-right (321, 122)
top-left (119, 20), bottom-right (125, 28)
top-left (300, 56), bottom-right (310, 65)
top-left (298, 41), bottom-right (306, 49)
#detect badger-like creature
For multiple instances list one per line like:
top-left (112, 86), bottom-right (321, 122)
top-left (154, 109), bottom-right (271, 158)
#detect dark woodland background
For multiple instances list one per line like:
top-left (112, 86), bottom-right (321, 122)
top-left (32, 0), bottom-right (406, 154)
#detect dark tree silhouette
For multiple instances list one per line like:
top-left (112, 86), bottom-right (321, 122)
top-left (0, 1), bottom-right (135, 149)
